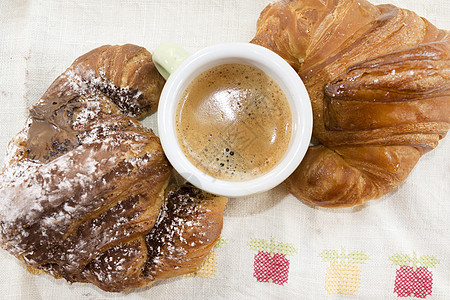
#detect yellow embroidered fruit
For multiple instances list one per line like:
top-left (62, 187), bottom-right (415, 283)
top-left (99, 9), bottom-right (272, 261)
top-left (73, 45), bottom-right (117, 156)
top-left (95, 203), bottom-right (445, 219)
top-left (184, 250), bottom-right (218, 278)
top-left (184, 237), bottom-right (226, 278)
top-left (325, 262), bottom-right (361, 295)
top-left (319, 248), bottom-right (368, 295)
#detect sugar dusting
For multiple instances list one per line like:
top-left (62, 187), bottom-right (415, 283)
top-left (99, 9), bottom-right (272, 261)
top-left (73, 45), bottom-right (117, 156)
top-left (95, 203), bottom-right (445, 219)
top-left (0, 60), bottom-right (155, 254)
top-left (144, 186), bottom-right (219, 277)
top-left (0, 45), bottom-right (225, 292)
top-left (61, 66), bottom-right (143, 118)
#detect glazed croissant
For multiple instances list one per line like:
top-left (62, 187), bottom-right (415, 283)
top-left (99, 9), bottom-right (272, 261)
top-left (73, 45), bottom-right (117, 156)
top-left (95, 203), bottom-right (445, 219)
top-left (251, 0), bottom-right (450, 207)
top-left (0, 44), bottom-right (227, 292)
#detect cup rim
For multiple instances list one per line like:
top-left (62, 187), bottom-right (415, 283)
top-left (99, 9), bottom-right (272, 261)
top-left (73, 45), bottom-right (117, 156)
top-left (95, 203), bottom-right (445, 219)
top-left (157, 42), bottom-right (312, 197)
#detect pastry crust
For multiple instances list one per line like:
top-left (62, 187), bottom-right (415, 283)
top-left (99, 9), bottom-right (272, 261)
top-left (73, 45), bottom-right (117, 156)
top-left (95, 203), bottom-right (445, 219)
top-left (251, 0), bottom-right (450, 207)
top-left (0, 44), bottom-right (227, 292)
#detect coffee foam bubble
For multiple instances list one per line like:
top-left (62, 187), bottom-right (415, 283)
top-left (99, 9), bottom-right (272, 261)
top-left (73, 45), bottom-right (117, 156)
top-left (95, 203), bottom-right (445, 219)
top-left (176, 63), bottom-right (292, 181)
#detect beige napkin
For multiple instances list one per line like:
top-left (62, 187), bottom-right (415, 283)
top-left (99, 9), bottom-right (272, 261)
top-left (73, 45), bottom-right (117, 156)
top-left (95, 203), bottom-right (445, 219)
top-left (0, 0), bottom-right (449, 299)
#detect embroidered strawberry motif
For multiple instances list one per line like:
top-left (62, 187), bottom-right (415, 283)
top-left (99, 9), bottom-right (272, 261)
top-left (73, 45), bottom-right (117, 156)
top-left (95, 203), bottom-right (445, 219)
top-left (248, 237), bottom-right (297, 286)
top-left (389, 252), bottom-right (439, 298)
top-left (319, 248), bottom-right (369, 295)
top-left (253, 251), bottom-right (290, 285)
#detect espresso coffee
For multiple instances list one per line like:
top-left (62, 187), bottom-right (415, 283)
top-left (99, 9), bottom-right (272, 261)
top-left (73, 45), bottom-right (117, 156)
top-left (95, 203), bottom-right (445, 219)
top-left (175, 63), bottom-right (292, 181)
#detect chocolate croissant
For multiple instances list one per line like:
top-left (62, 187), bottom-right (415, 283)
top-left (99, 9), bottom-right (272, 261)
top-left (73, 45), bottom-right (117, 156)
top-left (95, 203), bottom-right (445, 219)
top-left (251, 0), bottom-right (450, 207)
top-left (0, 44), bottom-right (227, 292)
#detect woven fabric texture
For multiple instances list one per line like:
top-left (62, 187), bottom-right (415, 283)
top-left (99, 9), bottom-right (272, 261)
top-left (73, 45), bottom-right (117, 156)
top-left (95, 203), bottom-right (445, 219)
top-left (0, 0), bottom-right (449, 299)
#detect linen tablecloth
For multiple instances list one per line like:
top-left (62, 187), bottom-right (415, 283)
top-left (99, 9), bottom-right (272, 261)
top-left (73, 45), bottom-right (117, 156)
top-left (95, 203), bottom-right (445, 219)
top-left (0, 0), bottom-right (449, 299)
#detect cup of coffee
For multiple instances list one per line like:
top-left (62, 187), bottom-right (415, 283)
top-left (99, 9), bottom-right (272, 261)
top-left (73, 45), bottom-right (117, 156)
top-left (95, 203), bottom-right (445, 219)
top-left (154, 42), bottom-right (312, 197)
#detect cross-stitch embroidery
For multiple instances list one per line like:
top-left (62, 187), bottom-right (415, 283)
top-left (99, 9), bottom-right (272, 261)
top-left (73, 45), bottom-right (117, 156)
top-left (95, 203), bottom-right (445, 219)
top-left (248, 237), bottom-right (297, 286)
top-left (319, 248), bottom-right (369, 295)
top-left (389, 252), bottom-right (439, 298)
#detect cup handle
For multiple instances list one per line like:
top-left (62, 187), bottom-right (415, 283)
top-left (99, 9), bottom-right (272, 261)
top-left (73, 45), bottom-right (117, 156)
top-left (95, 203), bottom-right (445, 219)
top-left (153, 42), bottom-right (190, 80)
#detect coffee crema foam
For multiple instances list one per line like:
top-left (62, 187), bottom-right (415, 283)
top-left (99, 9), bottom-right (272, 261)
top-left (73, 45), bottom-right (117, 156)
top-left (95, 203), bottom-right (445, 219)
top-left (176, 63), bottom-right (292, 181)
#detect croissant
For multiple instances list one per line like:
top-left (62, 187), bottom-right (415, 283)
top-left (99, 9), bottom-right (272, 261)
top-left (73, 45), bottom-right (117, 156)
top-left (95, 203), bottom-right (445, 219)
top-left (0, 44), bottom-right (227, 292)
top-left (251, 0), bottom-right (450, 207)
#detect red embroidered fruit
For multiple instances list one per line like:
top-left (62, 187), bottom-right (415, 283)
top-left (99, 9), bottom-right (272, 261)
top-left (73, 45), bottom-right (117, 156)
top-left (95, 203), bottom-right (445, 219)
top-left (248, 237), bottom-right (297, 286)
top-left (253, 251), bottom-right (289, 285)
top-left (389, 252), bottom-right (439, 298)
top-left (394, 266), bottom-right (433, 298)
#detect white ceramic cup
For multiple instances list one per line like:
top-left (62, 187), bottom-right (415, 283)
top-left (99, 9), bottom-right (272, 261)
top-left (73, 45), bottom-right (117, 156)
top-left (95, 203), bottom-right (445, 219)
top-left (154, 42), bottom-right (312, 197)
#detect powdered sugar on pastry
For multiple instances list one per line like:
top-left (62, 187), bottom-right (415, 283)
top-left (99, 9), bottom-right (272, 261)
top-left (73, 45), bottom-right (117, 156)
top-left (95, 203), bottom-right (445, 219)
top-left (0, 44), bottom-right (227, 292)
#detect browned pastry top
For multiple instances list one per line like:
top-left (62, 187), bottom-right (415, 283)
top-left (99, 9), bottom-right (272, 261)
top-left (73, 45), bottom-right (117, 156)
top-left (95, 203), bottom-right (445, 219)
top-left (251, 0), bottom-right (449, 207)
top-left (0, 44), bottom-right (227, 292)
